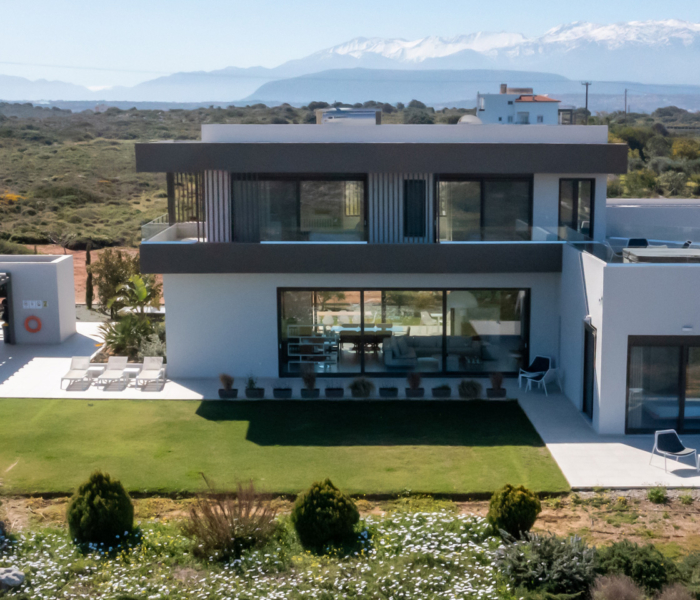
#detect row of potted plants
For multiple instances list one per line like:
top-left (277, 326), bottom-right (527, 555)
top-left (218, 370), bottom-right (507, 400)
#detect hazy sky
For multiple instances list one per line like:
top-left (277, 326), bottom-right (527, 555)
top-left (1, 0), bottom-right (698, 88)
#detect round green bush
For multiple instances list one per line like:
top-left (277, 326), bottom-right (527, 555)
top-left (67, 471), bottom-right (134, 545)
top-left (596, 540), bottom-right (676, 593)
top-left (290, 479), bottom-right (359, 550)
top-left (487, 484), bottom-right (541, 538)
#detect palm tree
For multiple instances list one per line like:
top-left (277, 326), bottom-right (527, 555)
top-left (107, 274), bottom-right (160, 316)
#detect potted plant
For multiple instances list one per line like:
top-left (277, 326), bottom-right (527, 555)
top-left (349, 377), bottom-right (375, 399)
top-left (300, 365), bottom-right (320, 399)
top-left (379, 385), bottom-right (399, 399)
top-left (325, 384), bottom-right (344, 399)
top-left (218, 373), bottom-right (238, 399)
top-left (245, 374), bottom-right (265, 399)
top-left (431, 383), bottom-right (452, 398)
top-left (405, 372), bottom-right (424, 398)
top-left (458, 379), bottom-right (482, 400)
top-left (486, 372), bottom-right (507, 399)
top-left (273, 385), bottom-right (292, 399)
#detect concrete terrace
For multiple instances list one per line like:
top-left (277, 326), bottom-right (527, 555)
top-left (2, 323), bottom-right (700, 489)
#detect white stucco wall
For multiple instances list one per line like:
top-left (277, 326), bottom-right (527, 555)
top-left (163, 272), bottom-right (561, 379)
top-left (597, 264), bottom-right (700, 434)
top-left (558, 244), bottom-right (606, 429)
top-left (0, 255), bottom-right (76, 345)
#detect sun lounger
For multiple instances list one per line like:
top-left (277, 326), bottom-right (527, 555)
top-left (97, 356), bottom-right (129, 386)
top-left (61, 357), bottom-right (92, 389)
top-left (135, 357), bottom-right (166, 387)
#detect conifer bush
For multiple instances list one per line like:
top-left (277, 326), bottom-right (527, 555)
top-left (67, 471), bottom-right (134, 545)
top-left (487, 483), bottom-right (541, 538)
top-left (290, 479), bottom-right (359, 550)
top-left (596, 540), bottom-right (676, 593)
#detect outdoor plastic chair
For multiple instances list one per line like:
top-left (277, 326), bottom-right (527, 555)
top-left (649, 429), bottom-right (699, 473)
top-left (518, 355), bottom-right (551, 388)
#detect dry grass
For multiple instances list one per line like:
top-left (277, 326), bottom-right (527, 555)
top-left (181, 477), bottom-right (279, 560)
top-left (591, 574), bottom-right (644, 600)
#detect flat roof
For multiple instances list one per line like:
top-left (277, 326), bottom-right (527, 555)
top-left (199, 123), bottom-right (609, 144)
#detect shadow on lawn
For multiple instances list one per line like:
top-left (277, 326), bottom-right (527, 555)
top-left (195, 400), bottom-right (546, 447)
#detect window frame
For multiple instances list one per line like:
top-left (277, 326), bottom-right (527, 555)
top-left (230, 173), bottom-right (369, 243)
top-left (277, 287), bottom-right (531, 378)
top-left (435, 175), bottom-right (534, 242)
top-left (625, 335), bottom-right (700, 434)
top-left (558, 178), bottom-right (595, 238)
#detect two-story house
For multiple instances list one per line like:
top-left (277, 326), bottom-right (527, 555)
top-left (135, 122), bottom-right (700, 437)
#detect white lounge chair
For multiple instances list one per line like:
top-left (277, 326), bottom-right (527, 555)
top-left (61, 357), bottom-right (92, 389)
top-left (97, 356), bottom-right (129, 386)
top-left (649, 429), bottom-right (699, 473)
top-left (135, 357), bottom-right (166, 387)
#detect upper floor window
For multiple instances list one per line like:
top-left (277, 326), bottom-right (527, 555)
top-left (231, 176), bottom-right (365, 242)
top-left (438, 177), bottom-right (532, 242)
top-left (404, 180), bottom-right (427, 238)
top-left (559, 179), bottom-right (594, 238)
top-left (537, 115), bottom-right (544, 123)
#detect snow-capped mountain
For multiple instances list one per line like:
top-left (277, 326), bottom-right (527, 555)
top-left (310, 20), bottom-right (700, 64)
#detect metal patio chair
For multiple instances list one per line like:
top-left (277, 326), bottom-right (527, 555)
top-left (649, 429), bottom-right (700, 473)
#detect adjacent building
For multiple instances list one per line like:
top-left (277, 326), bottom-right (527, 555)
top-left (477, 84), bottom-right (571, 125)
top-left (135, 120), bottom-right (700, 437)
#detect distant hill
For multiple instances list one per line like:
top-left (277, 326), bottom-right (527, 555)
top-left (245, 69), bottom-right (700, 111)
top-left (0, 74), bottom-right (92, 101)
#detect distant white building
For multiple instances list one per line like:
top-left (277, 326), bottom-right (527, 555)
top-left (315, 107), bottom-right (381, 125)
top-left (477, 84), bottom-right (571, 125)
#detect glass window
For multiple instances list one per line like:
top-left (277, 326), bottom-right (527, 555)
top-left (684, 347), bottom-right (700, 431)
top-left (627, 345), bottom-right (681, 432)
top-left (403, 180), bottom-right (427, 238)
top-left (439, 181), bottom-right (481, 241)
top-left (280, 290), bottom-right (360, 375)
top-left (278, 288), bottom-right (529, 378)
top-left (482, 180), bottom-right (531, 241)
top-left (232, 178), bottom-right (365, 242)
top-left (559, 179), bottom-right (594, 237)
top-left (364, 290), bottom-right (443, 373)
top-left (445, 290), bottom-right (526, 374)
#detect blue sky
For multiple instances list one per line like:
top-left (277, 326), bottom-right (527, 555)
top-left (1, 0), bottom-right (698, 88)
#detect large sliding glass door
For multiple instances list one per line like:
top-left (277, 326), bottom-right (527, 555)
top-left (279, 288), bottom-right (529, 377)
top-left (626, 337), bottom-right (700, 433)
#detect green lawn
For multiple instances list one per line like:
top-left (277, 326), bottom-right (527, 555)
top-left (0, 399), bottom-right (568, 495)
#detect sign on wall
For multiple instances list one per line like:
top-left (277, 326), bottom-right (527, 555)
top-left (22, 300), bottom-right (47, 309)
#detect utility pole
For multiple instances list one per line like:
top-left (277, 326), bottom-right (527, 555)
top-left (581, 82), bottom-right (592, 124)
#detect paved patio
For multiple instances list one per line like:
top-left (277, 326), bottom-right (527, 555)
top-left (519, 392), bottom-right (700, 489)
top-left (3, 324), bottom-right (700, 488)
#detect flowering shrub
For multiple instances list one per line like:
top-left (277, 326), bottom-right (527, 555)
top-left (0, 511), bottom-right (511, 599)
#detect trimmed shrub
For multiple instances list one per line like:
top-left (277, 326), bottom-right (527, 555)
top-left (596, 540), bottom-right (676, 593)
top-left (496, 532), bottom-right (597, 595)
top-left (67, 471), bottom-right (134, 545)
top-left (458, 379), bottom-right (482, 399)
top-left (291, 479), bottom-right (359, 550)
top-left (591, 574), bottom-right (644, 600)
top-left (487, 484), bottom-right (541, 538)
